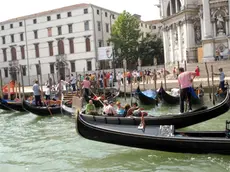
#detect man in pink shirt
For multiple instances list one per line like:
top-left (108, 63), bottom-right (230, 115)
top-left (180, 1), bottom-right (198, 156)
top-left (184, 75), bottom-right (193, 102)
top-left (81, 77), bottom-right (91, 98)
top-left (178, 67), bottom-right (196, 113)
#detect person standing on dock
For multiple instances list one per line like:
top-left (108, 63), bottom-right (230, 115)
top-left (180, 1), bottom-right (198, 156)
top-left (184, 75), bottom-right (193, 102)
top-left (33, 80), bottom-right (42, 106)
top-left (214, 68), bottom-right (225, 91)
top-left (178, 68), bottom-right (197, 113)
top-left (70, 74), bottom-right (76, 91)
top-left (82, 77), bottom-right (91, 97)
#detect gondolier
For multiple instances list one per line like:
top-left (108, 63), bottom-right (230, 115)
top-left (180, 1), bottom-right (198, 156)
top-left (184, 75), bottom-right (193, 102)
top-left (178, 68), bottom-right (197, 113)
top-left (82, 77), bottom-right (91, 98)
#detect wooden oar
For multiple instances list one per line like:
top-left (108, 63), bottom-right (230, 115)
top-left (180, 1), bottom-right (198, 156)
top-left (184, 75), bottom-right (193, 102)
top-left (89, 88), bottom-right (105, 106)
top-left (41, 90), bottom-right (53, 116)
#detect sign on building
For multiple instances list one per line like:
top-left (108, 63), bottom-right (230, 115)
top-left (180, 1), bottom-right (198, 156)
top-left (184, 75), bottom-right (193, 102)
top-left (98, 46), bottom-right (113, 61)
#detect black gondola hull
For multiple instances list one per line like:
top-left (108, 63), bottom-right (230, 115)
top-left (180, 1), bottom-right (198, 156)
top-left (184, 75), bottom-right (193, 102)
top-left (76, 115), bottom-right (230, 154)
top-left (3, 102), bottom-right (26, 112)
top-left (22, 100), bottom-right (61, 116)
top-left (136, 87), bottom-right (157, 105)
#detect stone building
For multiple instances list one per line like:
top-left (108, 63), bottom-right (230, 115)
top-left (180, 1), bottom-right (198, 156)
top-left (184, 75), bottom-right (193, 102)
top-left (159, 0), bottom-right (230, 64)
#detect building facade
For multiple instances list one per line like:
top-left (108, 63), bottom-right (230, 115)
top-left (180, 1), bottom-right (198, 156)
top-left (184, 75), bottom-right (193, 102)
top-left (0, 3), bottom-right (159, 85)
top-left (159, 0), bottom-right (230, 64)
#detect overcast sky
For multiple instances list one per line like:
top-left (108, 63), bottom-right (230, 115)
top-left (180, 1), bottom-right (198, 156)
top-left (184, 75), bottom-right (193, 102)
top-left (0, 0), bottom-right (160, 22)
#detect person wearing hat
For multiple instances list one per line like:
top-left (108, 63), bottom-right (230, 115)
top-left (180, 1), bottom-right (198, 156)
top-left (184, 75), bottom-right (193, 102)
top-left (33, 80), bottom-right (42, 106)
top-left (214, 68), bottom-right (225, 91)
top-left (103, 101), bottom-right (117, 116)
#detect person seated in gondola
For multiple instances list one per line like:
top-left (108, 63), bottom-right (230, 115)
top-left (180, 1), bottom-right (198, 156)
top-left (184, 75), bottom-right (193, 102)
top-left (103, 101), bottom-right (117, 116)
top-left (116, 101), bottom-right (125, 117)
top-left (86, 100), bottom-right (97, 115)
top-left (123, 104), bottom-right (131, 117)
top-left (126, 103), bottom-right (147, 117)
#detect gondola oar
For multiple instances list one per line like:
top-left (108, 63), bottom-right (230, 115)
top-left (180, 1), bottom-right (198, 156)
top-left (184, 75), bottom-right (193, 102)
top-left (89, 88), bottom-right (105, 106)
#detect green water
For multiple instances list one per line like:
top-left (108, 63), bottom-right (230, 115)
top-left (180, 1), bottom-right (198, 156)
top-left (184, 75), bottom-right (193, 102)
top-left (1, 95), bottom-right (230, 172)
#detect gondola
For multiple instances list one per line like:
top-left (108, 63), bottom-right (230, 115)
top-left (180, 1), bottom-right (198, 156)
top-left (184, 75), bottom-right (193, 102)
top-left (77, 90), bottom-right (229, 129)
top-left (0, 99), bottom-right (25, 112)
top-left (136, 86), bottom-right (158, 105)
top-left (84, 90), bottom-right (120, 108)
top-left (76, 115), bottom-right (230, 155)
top-left (61, 103), bottom-right (76, 116)
top-left (158, 86), bottom-right (203, 105)
top-left (0, 101), bottom-right (11, 111)
top-left (22, 100), bottom-right (61, 116)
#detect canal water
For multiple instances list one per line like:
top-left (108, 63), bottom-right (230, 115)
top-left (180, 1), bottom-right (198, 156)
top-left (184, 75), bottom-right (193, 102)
top-left (1, 95), bottom-right (230, 172)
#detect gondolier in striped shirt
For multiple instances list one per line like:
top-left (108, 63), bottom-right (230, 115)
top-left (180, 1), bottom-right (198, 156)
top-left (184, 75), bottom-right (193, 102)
top-left (178, 68), bottom-right (197, 113)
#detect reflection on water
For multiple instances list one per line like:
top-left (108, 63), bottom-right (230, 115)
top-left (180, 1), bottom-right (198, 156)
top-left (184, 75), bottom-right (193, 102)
top-left (0, 94), bottom-right (230, 172)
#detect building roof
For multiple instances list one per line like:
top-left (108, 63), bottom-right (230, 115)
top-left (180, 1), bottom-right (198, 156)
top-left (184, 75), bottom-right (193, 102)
top-left (0, 3), bottom-right (89, 24)
top-left (144, 20), bottom-right (161, 25)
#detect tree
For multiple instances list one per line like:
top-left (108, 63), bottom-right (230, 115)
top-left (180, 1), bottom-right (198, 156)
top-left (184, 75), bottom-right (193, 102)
top-left (138, 33), bottom-right (164, 66)
top-left (109, 11), bottom-right (141, 68)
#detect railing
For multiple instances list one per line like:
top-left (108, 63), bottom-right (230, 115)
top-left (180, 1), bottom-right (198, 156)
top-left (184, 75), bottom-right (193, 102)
top-left (8, 60), bottom-right (19, 67)
top-left (55, 54), bottom-right (67, 62)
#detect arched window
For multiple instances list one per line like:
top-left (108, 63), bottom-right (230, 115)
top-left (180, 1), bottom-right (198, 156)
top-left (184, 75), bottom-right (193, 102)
top-left (85, 37), bottom-right (91, 52)
top-left (58, 40), bottom-right (65, 55)
top-left (167, 3), bottom-right (171, 16)
top-left (177, 0), bottom-right (182, 12)
top-left (11, 47), bottom-right (17, 61)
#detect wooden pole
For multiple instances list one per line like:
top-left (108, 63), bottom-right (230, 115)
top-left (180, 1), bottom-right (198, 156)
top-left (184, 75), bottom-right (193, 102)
top-left (8, 84), bottom-right (10, 100)
top-left (0, 70), bottom-right (3, 98)
top-left (163, 63), bottom-right (167, 90)
top-left (184, 60), bottom-right (187, 71)
top-left (123, 60), bottom-right (127, 101)
top-left (38, 61), bottom-right (43, 94)
top-left (154, 69), bottom-right (157, 90)
top-left (15, 81), bottom-right (18, 99)
top-left (17, 71), bottom-right (21, 100)
top-left (211, 65), bottom-right (215, 105)
top-left (130, 74), bottom-right (133, 104)
top-left (205, 62), bottom-right (211, 100)
top-left (20, 65), bottom-right (25, 100)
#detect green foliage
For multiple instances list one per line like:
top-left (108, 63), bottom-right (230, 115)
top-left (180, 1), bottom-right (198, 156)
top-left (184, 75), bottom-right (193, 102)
top-left (109, 11), bottom-right (141, 64)
top-left (139, 33), bottom-right (164, 65)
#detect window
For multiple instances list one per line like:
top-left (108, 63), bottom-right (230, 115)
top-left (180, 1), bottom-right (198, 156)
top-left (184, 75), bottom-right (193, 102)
top-left (47, 27), bottom-right (52, 37)
top-left (84, 8), bottom-right (88, 14)
top-left (48, 42), bottom-right (53, 56)
top-left (22, 66), bottom-right (26, 76)
top-left (112, 15), bottom-right (115, 19)
top-left (11, 47), bottom-right (17, 61)
top-left (10, 24), bottom-right (13, 29)
top-left (19, 22), bottom-right (23, 27)
top-left (145, 24), bottom-right (147, 28)
top-left (3, 49), bottom-right (7, 61)
top-left (98, 40), bottom-right (102, 47)
top-left (4, 68), bottom-right (8, 78)
top-left (85, 37), bottom-right (91, 52)
top-left (58, 40), bottom-right (65, 55)
top-left (87, 61), bottom-right (92, 71)
top-left (33, 19), bottom-right (37, 24)
top-left (50, 63), bottom-right (54, 74)
top-left (21, 46), bottom-right (25, 59)
top-left (68, 24), bottom-right (73, 33)
top-left (57, 14), bottom-right (61, 19)
top-left (69, 39), bottom-right (74, 54)
top-left (97, 9), bottom-right (99, 15)
top-left (34, 44), bottom-right (40, 58)
top-left (20, 33), bottom-right (24, 41)
top-left (97, 21), bottom-right (101, 31)
top-left (47, 16), bottom-right (51, 21)
top-left (34, 30), bottom-right (38, 39)
top-left (107, 42), bottom-right (110, 46)
top-left (57, 26), bottom-right (62, 35)
top-left (141, 23), bottom-right (143, 27)
top-left (70, 61), bottom-right (75, 72)
top-left (11, 34), bottom-right (14, 43)
top-left (149, 26), bottom-right (151, 29)
top-left (2, 36), bottom-right (5, 44)
top-left (152, 26), bottom-right (156, 29)
top-left (1, 26), bottom-right (4, 30)
top-left (106, 23), bottom-right (109, 33)
top-left (105, 12), bottom-right (108, 17)
top-left (84, 21), bottom-right (89, 31)
top-left (67, 12), bottom-right (72, 17)
top-left (36, 64), bottom-right (41, 75)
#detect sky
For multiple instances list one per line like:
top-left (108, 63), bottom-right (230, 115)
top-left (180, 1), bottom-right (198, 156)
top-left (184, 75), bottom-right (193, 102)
top-left (0, 0), bottom-right (160, 22)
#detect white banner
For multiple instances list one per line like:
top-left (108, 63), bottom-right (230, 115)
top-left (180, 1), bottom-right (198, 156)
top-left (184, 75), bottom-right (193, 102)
top-left (98, 46), bottom-right (113, 61)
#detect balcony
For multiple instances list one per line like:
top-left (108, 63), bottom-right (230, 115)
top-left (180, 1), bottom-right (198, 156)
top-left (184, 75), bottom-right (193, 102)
top-left (9, 60), bottom-right (19, 67)
top-left (55, 54), bottom-right (67, 62)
